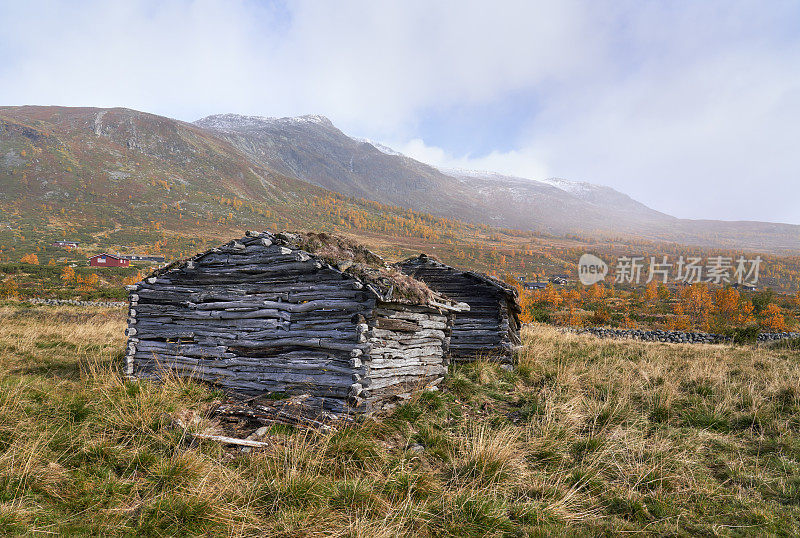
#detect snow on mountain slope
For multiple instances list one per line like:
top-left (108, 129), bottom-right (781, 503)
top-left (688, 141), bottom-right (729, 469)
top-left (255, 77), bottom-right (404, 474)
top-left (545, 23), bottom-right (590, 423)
top-left (439, 167), bottom-right (667, 218)
top-left (356, 138), bottom-right (404, 157)
top-left (197, 113), bottom-right (334, 132)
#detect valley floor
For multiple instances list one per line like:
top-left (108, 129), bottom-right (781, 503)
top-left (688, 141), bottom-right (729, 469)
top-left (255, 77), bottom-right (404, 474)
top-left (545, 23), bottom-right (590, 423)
top-left (1, 305), bottom-right (800, 535)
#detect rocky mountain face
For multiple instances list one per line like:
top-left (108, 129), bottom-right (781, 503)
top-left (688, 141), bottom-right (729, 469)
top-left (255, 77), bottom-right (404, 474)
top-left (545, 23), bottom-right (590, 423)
top-left (194, 114), bottom-right (483, 220)
top-left (196, 113), bottom-right (800, 252)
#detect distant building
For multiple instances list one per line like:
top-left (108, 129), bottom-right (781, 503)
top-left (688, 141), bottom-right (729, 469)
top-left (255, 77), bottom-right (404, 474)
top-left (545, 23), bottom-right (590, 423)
top-left (53, 241), bottom-right (79, 248)
top-left (549, 276), bottom-right (568, 286)
top-left (732, 283), bottom-right (758, 292)
top-left (88, 253), bottom-right (130, 267)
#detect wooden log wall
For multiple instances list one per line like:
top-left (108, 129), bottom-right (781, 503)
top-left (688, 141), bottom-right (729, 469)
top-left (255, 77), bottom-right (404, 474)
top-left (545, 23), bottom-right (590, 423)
top-left (127, 234), bottom-right (377, 414)
top-left (126, 233), bottom-right (454, 414)
top-left (398, 258), bottom-right (521, 363)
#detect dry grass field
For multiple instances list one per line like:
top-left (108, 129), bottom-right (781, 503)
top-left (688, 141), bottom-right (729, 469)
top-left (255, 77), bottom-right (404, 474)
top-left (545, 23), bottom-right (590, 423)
top-left (2, 304), bottom-right (800, 535)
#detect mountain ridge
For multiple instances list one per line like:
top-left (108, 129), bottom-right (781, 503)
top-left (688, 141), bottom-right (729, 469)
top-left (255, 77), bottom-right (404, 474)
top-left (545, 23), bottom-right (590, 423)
top-left (0, 105), bottom-right (796, 255)
top-left (195, 111), bottom-right (799, 252)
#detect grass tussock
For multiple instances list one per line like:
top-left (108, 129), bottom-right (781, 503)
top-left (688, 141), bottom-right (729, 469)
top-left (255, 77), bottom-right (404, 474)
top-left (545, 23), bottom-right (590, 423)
top-left (2, 308), bottom-right (800, 535)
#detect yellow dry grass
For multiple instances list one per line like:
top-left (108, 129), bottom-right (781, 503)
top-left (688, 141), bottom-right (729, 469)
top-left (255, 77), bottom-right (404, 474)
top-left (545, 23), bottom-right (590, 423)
top-left (1, 307), bottom-right (800, 535)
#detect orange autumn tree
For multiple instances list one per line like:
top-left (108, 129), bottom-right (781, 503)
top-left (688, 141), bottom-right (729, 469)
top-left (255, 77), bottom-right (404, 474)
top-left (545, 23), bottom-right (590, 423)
top-left (518, 292), bottom-right (536, 324)
top-left (679, 283), bottom-right (713, 331)
top-left (76, 273), bottom-right (99, 291)
top-left (658, 283), bottom-right (671, 301)
top-left (20, 253), bottom-right (39, 265)
top-left (563, 306), bottom-right (584, 327)
top-left (667, 302), bottom-right (692, 331)
top-left (0, 277), bottom-right (18, 299)
top-left (123, 271), bottom-right (144, 286)
top-left (535, 284), bottom-right (562, 308)
top-left (500, 275), bottom-right (540, 324)
top-left (620, 311), bottom-right (636, 329)
top-left (710, 287), bottom-right (755, 330)
top-left (643, 280), bottom-right (659, 303)
top-left (761, 303), bottom-right (787, 332)
top-left (560, 289), bottom-right (581, 308)
top-left (587, 283), bottom-right (606, 301)
top-left (61, 265), bottom-right (75, 282)
top-left (735, 300), bottom-right (756, 326)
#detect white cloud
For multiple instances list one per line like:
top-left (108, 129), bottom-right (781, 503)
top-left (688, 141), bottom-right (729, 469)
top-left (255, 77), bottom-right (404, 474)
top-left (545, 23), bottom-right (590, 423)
top-left (0, 0), bottom-right (596, 129)
top-left (395, 138), bottom-right (551, 181)
top-left (0, 0), bottom-right (798, 223)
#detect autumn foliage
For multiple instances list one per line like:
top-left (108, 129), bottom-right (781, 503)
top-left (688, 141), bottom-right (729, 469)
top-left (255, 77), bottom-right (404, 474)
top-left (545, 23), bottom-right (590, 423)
top-left (515, 277), bottom-right (796, 333)
top-left (760, 304), bottom-right (787, 332)
top-left (61, 265), bottom-right (75, 282)
top-left (20, 253), bottom-right (39, 265)
top-left (76, 273), bottom-right (100, 291)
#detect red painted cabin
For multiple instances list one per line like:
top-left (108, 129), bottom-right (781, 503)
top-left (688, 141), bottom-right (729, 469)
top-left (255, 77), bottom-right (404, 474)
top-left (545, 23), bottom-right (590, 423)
top-left (88, 253), bottom-right (130, 267)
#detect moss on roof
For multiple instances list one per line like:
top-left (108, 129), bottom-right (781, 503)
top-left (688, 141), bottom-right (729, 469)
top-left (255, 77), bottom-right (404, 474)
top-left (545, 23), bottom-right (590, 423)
top-left (276, 232), bottom-right (439, 305)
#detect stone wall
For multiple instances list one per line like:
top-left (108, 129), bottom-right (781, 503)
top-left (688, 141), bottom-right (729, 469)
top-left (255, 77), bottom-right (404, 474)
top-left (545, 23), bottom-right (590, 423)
top-left (559, 326), bottom-right (800, 345)
top-left (24, 298), bottom-right (127, 308)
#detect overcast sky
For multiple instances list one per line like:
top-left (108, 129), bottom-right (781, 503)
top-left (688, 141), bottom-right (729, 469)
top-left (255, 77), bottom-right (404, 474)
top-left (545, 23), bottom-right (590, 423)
top-left (1, 0), bottom-right (799, 224)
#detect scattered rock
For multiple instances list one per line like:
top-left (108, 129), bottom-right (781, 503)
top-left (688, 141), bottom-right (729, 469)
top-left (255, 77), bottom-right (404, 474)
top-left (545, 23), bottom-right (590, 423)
top-left (246, 426), bottom-right (271, 440)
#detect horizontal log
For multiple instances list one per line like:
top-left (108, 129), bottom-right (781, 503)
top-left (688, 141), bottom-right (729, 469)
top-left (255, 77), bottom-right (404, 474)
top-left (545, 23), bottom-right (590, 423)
top-left (190, 299), bottom-right (365, 314)
top-left (450, 329), bottom-right (508, 338)
top-left (135, 341), bottom-right (234, 358)
top-left (374, 317), bottom-right (419, 332)
top-left (369, 363), bottom-right (447, 374)
top-left (370, 345), bottom-right (443, 359)
top-left (369, 338), bottom-right (444, 349)
top-left (139, 359), bottom-right (356, 387)
top-left (369, 356), bottom-right (444, 369)
top-left (228, 338), bottom-right (361, 352)
top-left (373, 308), bottom-right (449, 321)
top-left (372, 328), bottom-right (445, 340)
top-left (368, 373), bottom-right (443, 390)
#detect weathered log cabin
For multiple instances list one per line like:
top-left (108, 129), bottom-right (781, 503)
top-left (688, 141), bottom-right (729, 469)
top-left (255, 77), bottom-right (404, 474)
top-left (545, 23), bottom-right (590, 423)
top-left (398, 254), bottom-right (521, 363)
top-left (125, 232), bottom-right (466, 414)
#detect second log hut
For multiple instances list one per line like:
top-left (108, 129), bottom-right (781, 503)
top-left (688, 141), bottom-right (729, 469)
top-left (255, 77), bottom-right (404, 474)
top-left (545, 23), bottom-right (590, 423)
top-left (398, 254), bottom-right (521, 363)
top-left (125, 232), bottom-right (467, 414)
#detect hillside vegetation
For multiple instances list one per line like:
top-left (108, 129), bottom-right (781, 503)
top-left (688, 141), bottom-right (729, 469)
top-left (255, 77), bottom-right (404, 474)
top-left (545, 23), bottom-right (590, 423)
top-left (3, 105), bottom-right (800, 314)
top-left (2, 305), bottom-right (800, 535)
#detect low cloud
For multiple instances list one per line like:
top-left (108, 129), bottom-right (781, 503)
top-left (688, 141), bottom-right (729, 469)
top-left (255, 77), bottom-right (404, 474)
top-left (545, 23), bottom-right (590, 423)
top-left (396, 139), bottom-right (551, 181)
